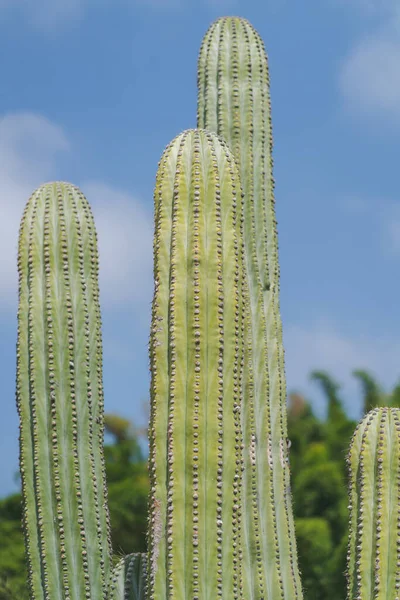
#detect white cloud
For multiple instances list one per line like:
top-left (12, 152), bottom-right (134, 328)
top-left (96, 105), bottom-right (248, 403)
top-left (336, 0), bottom-right (399, 18)
top-left (0, 111), bottom-right (154, 316)
top-left (0, 112), bottom-right (68, 312)
top-left (340, 33), bottom-right (400, 122)
top-left (284, 318), bottom-right (400, 419)
top-left (0, 0), bottom-right (83, 28)
top-left (338, 0), bottom-right (400, 123)
top-left (82, 182), bottom-right (154, 309)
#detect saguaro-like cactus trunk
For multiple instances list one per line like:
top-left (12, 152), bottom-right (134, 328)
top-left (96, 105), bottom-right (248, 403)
top-left (148, 129), bottom-right (245, 599)
top-left (198, 17), bottom-right (302, 599)
top-left (346, 407), bottom-right (400, 599)
top-left (16, 182), bottom-right (112, 600)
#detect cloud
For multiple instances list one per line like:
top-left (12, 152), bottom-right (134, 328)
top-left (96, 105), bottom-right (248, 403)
top-left (338, 0), bottom-right (400, 123)
top-left (339, 33), bottom-right (400, 122)
top-left (82, 182), bottom-right (154, 310)
top-left (336, 0), bottom-right (399, 18)
top-left (284, 318), bottom-right (400, 419)
top-left (0, 0), bottom-right (84, 28)
top-left (0, 111), bottom-right (154, 315)
top-left (0, 112), bottom-right (69, 311)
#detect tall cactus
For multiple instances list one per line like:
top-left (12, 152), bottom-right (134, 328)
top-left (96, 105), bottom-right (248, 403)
top-left (16, 181), bottom-right (147, 600)
top-left (346, 407), bottom-right (400, 599)
top-left (16, 182), bottom-right (112, 599)
top-left (197, 17), bottom-right (302, 598)
top-left (148, 129), bottom-right (245, 599)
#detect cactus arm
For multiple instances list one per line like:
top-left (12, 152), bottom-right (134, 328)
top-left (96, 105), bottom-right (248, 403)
top-left (148, 129), bottom-right (244, 599)
top-left (107, 554), bottom-right (147, 600)
top-left (346, 408), bottom-right (400, 599)
top-left (198, 18), bottom-right (302, 599)
top-left (16, 182), bottom-right (112, 599)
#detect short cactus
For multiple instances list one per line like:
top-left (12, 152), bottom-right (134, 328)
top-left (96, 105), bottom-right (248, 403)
top-left (346, 407), bottom-right (400, 599)
top-left (12, 15), bottom-right (397, 600)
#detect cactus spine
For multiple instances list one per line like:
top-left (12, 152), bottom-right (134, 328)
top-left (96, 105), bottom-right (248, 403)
top-left (197, 17), bottom-right (302, 598)
top-left (148, 129), bottom-right (244, 599)
top-left (346, 407), bottom-right (400, 599)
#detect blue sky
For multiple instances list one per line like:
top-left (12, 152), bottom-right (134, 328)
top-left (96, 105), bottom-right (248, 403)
top-left (0, 0), bottom-right (399, 495)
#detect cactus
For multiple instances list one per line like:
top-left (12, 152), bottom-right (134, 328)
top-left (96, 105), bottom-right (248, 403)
top-left (346, 407), bottom-right (400, 599)
top-left (197, 17), bottom-right (302, 598)
top-left (16, 182), bottom-right (144, 600)
top-left (148, 129), bottom-right (244, 599)
top-left (13, 15), bottom-right (398, 600)
top-left (108, 554), bottom-right (147, 600)
top-left (17, 182), bottom-right (112, 599)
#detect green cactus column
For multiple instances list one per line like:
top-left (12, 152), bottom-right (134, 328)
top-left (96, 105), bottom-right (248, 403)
top-left (108, 553), bottom-right (147, 600)
top-left (148, 129), bottom-right (244, 599)
top-left (16, 182), bottom-right (111, 599)
top-left (346, 407), bottom-right (400, 600)
top-left (198, 17), bottom-right (302, 599)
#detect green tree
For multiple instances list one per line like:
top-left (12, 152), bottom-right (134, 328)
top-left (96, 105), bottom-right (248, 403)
top-left (0, 494), bottom-right (28, 599)
top-left (295, 518), bottom-right (334, 600)
top-left (352, 369), bottom-right (387, 414)
top-left (289, 373), bottom-right (356, 600)
top-left (104, 414), bottom-right (149, 556)
top-left (310, 371), bottom-right (356, 468)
